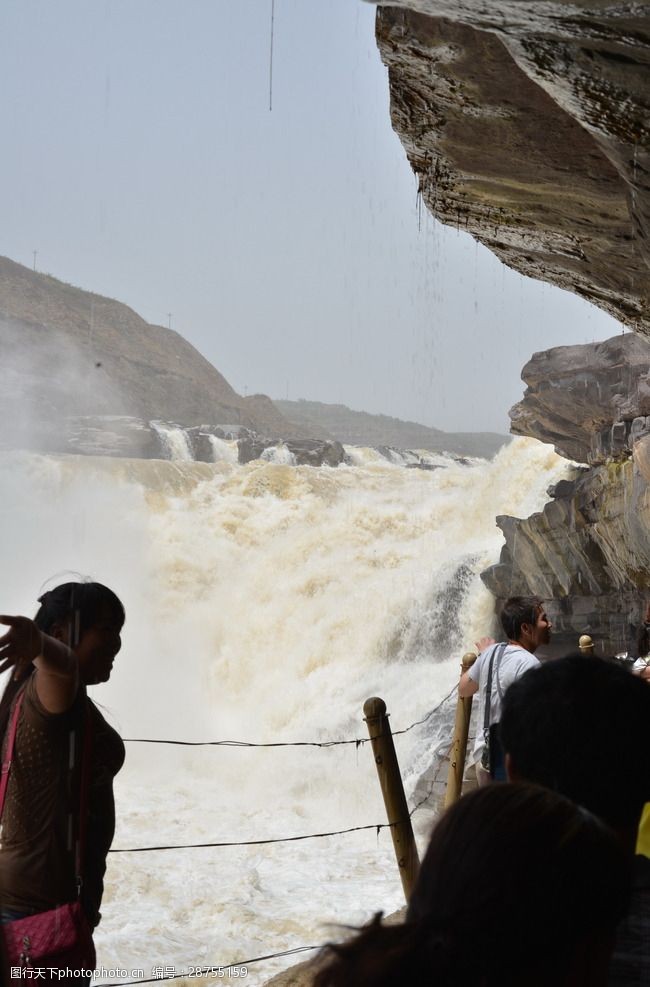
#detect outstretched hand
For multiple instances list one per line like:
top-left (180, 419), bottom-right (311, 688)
top-left (475, 635), bottom-right (496, 653)
top-left (0, 615), bottom-right (43, 679)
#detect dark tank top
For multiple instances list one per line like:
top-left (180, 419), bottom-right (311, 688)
top-left (0, 675), bottom-right (125, 926)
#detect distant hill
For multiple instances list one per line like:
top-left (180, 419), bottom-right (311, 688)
top-left (0, 255), bottom-right (509, 460)
top-left (0, 255), bottom-right (300, 438)
top-left (275, 399), bottom-right (510, 458)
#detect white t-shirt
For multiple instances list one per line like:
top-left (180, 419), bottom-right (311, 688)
top-left (468, 643), bottom-right (540, 763)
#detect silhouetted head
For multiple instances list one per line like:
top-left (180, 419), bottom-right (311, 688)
top-left (33, 580), bottom-right (123, 633)
top-left (500, 595), bottom-right (551, 651)
top-left (0, 581), bottom-right (125, 731)
top-left (34, 581), bottom-right (124, 685)
top-left (500, 655), bottom-right (650, 838)
top-left (314, 783), bottom-right (629, 987)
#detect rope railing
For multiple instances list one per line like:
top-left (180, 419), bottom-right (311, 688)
top-left (98, 743), bottom-right (454, 984)
top-left (121, 685), bottom-right (458, 751)
top-left (109, 690), bottom-right (456, 855)
top-left (109, 820), bottom-right (400, 854)
top-left (94, 944), bottom-right (321, 986)
top-left (108, 743), bottom-right (452, 855)
top-left (90, 685), bottom-right (456, 987)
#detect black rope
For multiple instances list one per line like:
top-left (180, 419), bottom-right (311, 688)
top-left (109, 820), bottom-right (398, 854)
top-left (94, 944), bottom-right (320, 986)
top-left (122, 736), bottom-right (368, 749)
top-left (122, 685), bottom-right (458, 750)
top-left (409, 741), bottom-right (453, 818)
top-left (110, 688), bottom-right (458, 853)
top-left (391, 684), bottom-right (457, 738)
top-left (109, 740), bottom-right (452, 854)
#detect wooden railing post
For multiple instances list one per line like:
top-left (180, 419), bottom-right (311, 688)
top-left (363, 696), bottom-right (420, 902)
top-left (579, 634), bottom-right (594, 655)
top-left (444, 652), bottom-right (477, 808)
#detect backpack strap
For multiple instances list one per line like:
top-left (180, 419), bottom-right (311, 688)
top-left (483, 643), bottom-right (508, 733)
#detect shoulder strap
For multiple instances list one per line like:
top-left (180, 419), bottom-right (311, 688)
top-left (0, 688), bottom-right (26, 821)
top-left (483, 643), bottom-right (508, 731)
top-left (493, 644), bottom-right (510, 702)
top-left (75, 700), bottom-right (94, 891)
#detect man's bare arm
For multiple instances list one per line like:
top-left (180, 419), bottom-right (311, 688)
top-left (459, 672), bottom-right (479, 698)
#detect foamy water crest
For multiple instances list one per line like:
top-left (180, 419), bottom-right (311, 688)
top-left (209, 436), bottom-right (239, 464)
top-left (0, 439), bottom-right (568, 984)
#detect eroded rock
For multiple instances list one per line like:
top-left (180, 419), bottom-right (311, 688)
top-left (371, 2), bottom-right (650, 651)
top-left (482, 445), bottom-right (650, 654)
top-left (509, 333), bottom-right (650, 463)
top-left (373, 3), bottom-right (650, 332)
top-left (238, 433), bottom-right (347, 468)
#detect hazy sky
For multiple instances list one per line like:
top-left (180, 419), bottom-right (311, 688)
top-left (0, 0), bottom-right (621, 433)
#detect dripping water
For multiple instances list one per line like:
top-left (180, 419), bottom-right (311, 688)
top-left (269, 0), bottom-right (275, 112)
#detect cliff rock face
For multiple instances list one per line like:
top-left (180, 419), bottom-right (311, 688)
top-left (482, 333), bottom-right (650, 653)
top-left (510, 334), bottom-right (650, 464)
top-left (370, 1), bottom-right (650, 654)
top-left (373, 2), bottom-right (650, 332)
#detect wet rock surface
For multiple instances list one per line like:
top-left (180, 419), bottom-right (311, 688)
top-left (237, 433), bottom-right (347, 467)
top-left (510, 333), bottom-right (650, 463)
top-left (371, 1), bottom-right (650, 653)
top-left (482, 335), bottom-right (650, 653)
top-left (373, 2), bottom-right (650, 332)
top-left (482, 449), bottom-right (650, 654)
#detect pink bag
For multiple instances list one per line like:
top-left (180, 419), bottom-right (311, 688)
top-left (0, 690), bottom-right (96, 980)
top-left (1, 900), bottom-right (96, 972)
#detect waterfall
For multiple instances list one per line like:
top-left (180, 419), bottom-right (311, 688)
top-left (0, 438), bottom-right (569, 983)
top-left (260, 443), bottom-right (297, 465)
top-left (208, 434), bottom-right (239, 464)
top-left (150, 421), bottom-right (194, 461)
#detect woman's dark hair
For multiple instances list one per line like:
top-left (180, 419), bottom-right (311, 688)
top-left (314, 783), bottom-right (630, 987)
top-left (0, 580), bottom-right (124, 735)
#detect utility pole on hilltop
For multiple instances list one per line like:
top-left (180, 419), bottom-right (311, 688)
top-left (167, 313), bottom-right (172, 330)
top-left (32, 250), bottom-right (38, 272)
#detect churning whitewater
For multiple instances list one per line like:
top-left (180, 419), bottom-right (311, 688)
top-left (0, 438), bottom-right (568, 984)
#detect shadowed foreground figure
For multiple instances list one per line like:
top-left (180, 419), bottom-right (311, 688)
top-left (313, 784), bottom-right (629, 987)
top-left (0, 581), bottom-right (126, 985)
top-left (500, 656), bottom-right (650, 987)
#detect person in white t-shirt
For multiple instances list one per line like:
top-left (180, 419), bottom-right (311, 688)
top-left (459, 596), bottom-right (552, 786)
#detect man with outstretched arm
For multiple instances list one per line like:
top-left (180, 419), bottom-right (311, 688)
top-left (458, 595), bottom-right (552, 785)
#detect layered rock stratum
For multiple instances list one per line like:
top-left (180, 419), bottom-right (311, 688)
top-left (372, 1), bottom-right (650, 333)
top-left (367, 1), bottom-right (650, 655)
top-left (481, 332), bottom-right (650, 653)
